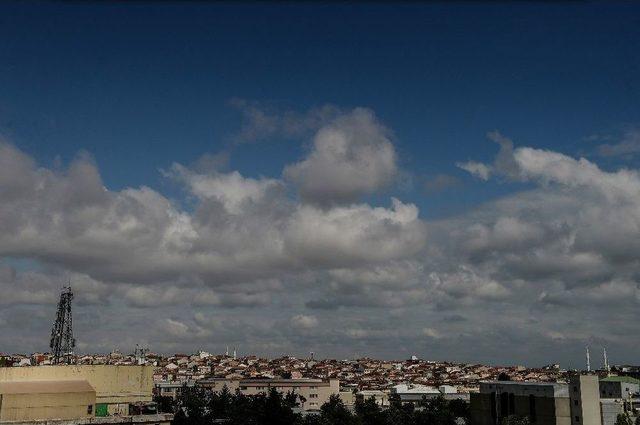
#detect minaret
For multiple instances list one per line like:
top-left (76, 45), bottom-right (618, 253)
top-left (233, 347), bottom-right (237, 359)
top-left (586, 346), bottom-right (591, 372)
top-left (225, 346), bottom-right (229, 357)
top-left (603, 347), bottom-right (609, 374)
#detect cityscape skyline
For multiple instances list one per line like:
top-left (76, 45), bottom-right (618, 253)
top-left (1, 1), bottom-right (640, 366)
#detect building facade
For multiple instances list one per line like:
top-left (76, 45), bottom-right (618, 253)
top-left (569, 374), bottom-right (601, 425)
top-left (0, 365), bottom-right (159, 423)
top-left (199, 378), bottom-right (339, 411)
top-left (470, 381), bottom-right (571, 425)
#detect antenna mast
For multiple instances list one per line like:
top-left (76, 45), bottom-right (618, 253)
top-left (50, 286), bottom-right (75, 365)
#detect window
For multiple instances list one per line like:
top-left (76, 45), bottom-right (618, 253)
top-left (87, 405), bottom-right (93, 415)
top-left (490, 392), bottom-right (497, 424)
top-left (574, 400), bottom-right (578, 406)
top-left (529, 395), bottom-right (536, 422)
top-left (500, 392), bottom-right (509, 417)
top-left (508, 393), bottom-right (515, 415)
top-left (575, 416), bottom-right (580, 422)
top-left (309, 394), bottom-right (318, 398)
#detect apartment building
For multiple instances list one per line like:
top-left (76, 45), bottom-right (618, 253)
top-left (199, 378), bottom-right (339, 411)
top-left (470, 381), bottom-right (571, 425)
top-left (569, 374), bottom-right (601, 425)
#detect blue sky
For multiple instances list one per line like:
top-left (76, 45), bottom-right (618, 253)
top-left (1, 1), bottom-right (640, 365)
top-left (3, 1), bottom-right (639, 214)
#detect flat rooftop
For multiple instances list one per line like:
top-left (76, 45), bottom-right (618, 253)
top-left (479, 381), bottom-right (568, 398)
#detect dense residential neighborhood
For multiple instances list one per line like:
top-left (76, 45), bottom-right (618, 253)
top-left (0, 350), bottom-right (568, 393)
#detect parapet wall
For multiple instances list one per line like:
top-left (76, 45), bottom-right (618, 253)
top-left (0, 365), bottom-right (153, 405)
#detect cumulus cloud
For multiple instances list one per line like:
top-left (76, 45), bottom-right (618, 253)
top-left (167, 164), bottom-right (283, 214)
top-left (5, 116), bottom-right (640, 365)
top-left (284, 199), bottom-right (425, 267)
top-left (284, 108), bottom-right (398, 204)
top-left (0, 134), bottom-right (421, 290)
top-left (0, 114), bottom-right (428, 355)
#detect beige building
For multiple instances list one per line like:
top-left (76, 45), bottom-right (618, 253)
top-left (355, 390), bottom-right (389, 407)
top-left (199, 378), bottom-right (339, 411)
top-left (0, 365), bottom-right (155, 421)
top-left (569, 374), bottom-right (602, 425)
top-left (0, 380), bottom-right (95, 422)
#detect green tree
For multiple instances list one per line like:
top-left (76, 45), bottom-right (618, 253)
top-left (319, 394), bottom-right (357, 425)
top-left (173, 385), bottom-right (211, 425)
top-left (152, 394), bottom-right (174, 414)
top-left (414, 395), bottom-right (459, 425)
top-left (355, 396), bottom-right (386, 425)
top-left (386, 393), bottom-right (415, 425)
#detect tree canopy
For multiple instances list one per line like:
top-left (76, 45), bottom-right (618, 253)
top-left (157, 385), bottom-right (471, 425)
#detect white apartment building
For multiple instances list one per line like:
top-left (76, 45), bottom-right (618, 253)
top-left (199, 378), bottom-right (340, 411)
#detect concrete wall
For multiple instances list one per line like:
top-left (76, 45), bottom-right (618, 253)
top-left (569, 375), bottom-right (602, 425)
top-left (0, 366), bottom-right (153, 413)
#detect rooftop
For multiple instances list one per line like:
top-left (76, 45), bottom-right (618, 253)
top-left (0, 380), bottom-right (95, 395)
top-left (601, 376), bottom-right (640, 384)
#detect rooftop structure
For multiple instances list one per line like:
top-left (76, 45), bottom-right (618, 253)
top-left (0, 365), bottom-right (156, 420)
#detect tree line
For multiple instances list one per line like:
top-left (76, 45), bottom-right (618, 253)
top-left (155, 385), bottom-right (470, 425)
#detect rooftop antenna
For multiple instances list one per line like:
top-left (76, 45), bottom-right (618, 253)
top-left (50, 286), bottom-right (75, 365)
top-left (603, 347), bottom-right (609, 374)
top-left (586, 346), bottom-right (591, 372)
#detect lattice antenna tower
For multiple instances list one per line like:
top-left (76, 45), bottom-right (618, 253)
top-left (49, 286), bottom-right (75, 364)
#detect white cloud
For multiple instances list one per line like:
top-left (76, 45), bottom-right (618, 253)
top-left (284, 198), bottom-right (426, 267)
top-left (5, 117), bottom-right (640, 365)
top-left (168, 164), bottom-right (282, 214)
top-left (456, 160), bottom-right (491, 180)
top-left (290, 314), bottom-right (318, 329)
top-left (422, 327), bottom-right (442, 339)
top-left (284, 108), bottom-right (398, 204)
